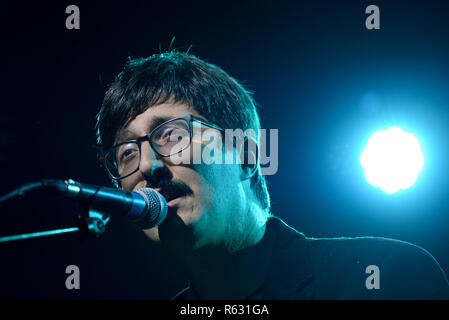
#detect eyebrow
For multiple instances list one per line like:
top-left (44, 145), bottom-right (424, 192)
top-left (114, 115), bottom-right (177, 144)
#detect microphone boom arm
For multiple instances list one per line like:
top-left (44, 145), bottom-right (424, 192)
top-left (0, 179), bottom-right (111, 244)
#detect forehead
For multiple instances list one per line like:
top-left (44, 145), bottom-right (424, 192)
top-left (114, 103), bottom-right (202, 144)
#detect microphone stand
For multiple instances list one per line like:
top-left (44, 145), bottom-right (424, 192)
top-left (0, 181), bottom-right (111, 244)
top-left (0, 210), bottom-right (110, 244)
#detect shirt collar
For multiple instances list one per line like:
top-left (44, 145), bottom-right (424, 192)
top-left (256, 216), bottom-right (315, 299)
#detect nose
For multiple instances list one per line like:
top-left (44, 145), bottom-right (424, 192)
top-left (139, 141), bottom-right (164, 177)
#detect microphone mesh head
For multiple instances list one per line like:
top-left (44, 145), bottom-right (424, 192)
top-left (135, 188), bottom-right (168, 228)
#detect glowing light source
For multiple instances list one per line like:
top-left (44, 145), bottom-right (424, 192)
top-left (360, 126), bottom-right (424, 194)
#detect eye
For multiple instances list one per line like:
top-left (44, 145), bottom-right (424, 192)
top-left (160, 127), bottom-right (176, 139)
top-left (121, 149), bottom-right (135, 159)
top-left (156, 126), bottom-right (188, 144)
top-left (117, 144), bottom-right (139, 164)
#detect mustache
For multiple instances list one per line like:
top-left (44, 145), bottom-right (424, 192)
top-left (147, 179), bottom-right (193, 197)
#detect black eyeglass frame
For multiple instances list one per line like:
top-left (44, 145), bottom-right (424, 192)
top-left (101, 114), bottom-right (225, 180)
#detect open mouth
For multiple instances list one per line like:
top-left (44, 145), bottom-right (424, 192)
top-left (154, 181), bottom-right (192, 205)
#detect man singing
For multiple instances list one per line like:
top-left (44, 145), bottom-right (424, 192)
top-left (95, 51), bottom-right (449, 299)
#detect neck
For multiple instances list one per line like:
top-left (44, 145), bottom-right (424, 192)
top-left (159, 207), bottom-right (270, 299)
top-left (184, 221), bottom-right (268, 299)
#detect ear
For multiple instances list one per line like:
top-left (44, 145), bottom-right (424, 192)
top-left (239, 136), bottom-right (259, 181)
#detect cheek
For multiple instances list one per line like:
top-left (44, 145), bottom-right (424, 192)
top-left (171, 133), bottom-right (224, 167)
top-left (120, 176), bottom-right (138, 191)
top-left (193, 163), bottom-right (238, 208)
top-left (167, 141), bottom-right (203, 165)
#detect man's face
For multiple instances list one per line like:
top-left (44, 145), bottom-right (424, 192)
top-left (115, 102), bottom-right (246, 248)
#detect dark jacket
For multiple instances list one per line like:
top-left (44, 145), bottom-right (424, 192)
top-left (172, 216), bottom-right (449, 299)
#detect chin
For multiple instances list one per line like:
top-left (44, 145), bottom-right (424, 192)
top-left (142, 226), bottom-right (160, 242)
top-left (176, 209), bottom-right (201, 226)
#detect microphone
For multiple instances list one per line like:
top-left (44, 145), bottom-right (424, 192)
top-left (41, 179), bottom-right (168, 229)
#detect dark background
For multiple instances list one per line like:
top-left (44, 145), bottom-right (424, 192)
top-left (0, 0), bottom-right (448, 299)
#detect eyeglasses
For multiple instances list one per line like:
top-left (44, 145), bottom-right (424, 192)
top-left (101, 114), bottom-right (224, 180)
